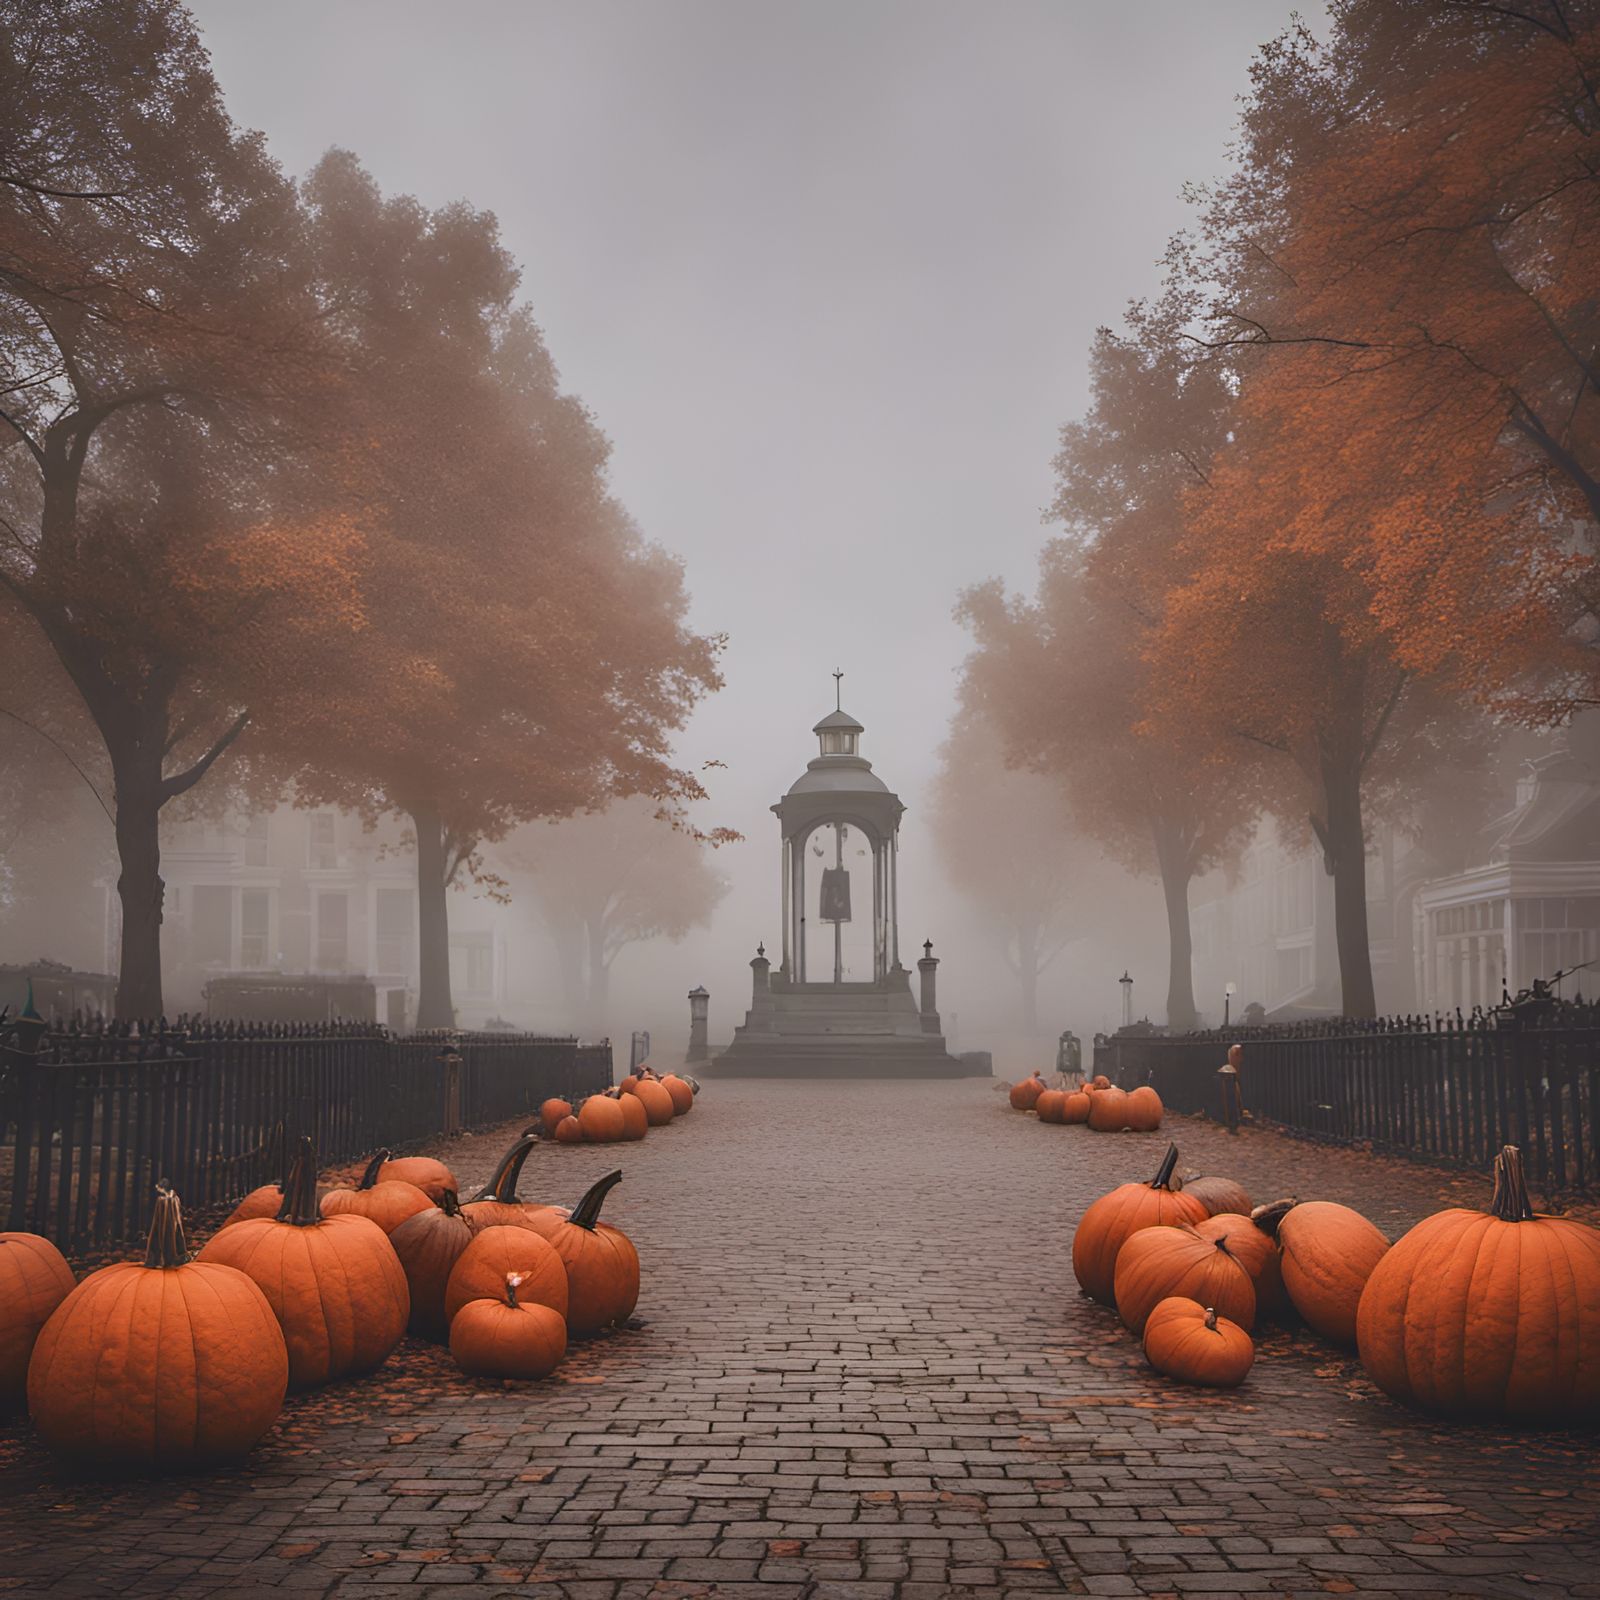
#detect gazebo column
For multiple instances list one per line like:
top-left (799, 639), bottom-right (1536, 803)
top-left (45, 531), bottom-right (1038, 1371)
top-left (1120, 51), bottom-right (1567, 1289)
top-left (871, 838), bottom-right (885, 982)
top-left (889, 831), bottom-right (901, 968)
top-left (780, 836), bottom-right (792, 975)
top-left (793, 836), bottom-right (808, 983)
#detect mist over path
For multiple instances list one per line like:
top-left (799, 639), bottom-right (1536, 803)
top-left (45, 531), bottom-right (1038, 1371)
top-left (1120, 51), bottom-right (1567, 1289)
top-left (2, 1082), bottom-right (1596, 1595)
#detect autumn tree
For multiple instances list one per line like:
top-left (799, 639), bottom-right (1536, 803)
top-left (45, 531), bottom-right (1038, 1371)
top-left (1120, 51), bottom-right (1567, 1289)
top-left (504, 800), bottom-right (729, 1037)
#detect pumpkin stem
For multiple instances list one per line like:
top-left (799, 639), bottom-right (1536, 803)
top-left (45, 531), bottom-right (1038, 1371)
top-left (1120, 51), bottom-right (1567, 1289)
top-left (438, 1187), bottom-right (462, 1218)
top-left (144, 1182), bottom-right (189, 1268)
top-left (1249, 1198), bottom-right (1297, 1240)
top-left (504, 1270), bottom-right (524, 1308)
top-left (1204, 1307), bottom-right (1218, 1331)
top-left (357, 1149), bottom-right (391, 1191)
top-left (275, 1136), bottom-right (321, 1226)
top-left (1149, 1141), bottom-right (1182, 1191)
top-left (471, 1134), bottom-right (537, 1204)
top-left (569, 1169), bottom-right (623, 1230)
top-left (1490, 1145), bottom-right (1536, 1222)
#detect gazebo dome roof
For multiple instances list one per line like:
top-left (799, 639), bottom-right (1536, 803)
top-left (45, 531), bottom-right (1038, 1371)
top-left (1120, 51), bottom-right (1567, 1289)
top-left (812, 708), bottom-right (865, 735)
top-left (785, 758), bottom-right (891, 798)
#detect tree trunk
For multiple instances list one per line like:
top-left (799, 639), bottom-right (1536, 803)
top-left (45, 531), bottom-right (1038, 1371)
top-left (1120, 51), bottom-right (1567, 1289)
top-left (1153, 821), bottom-right (1198, 1031)
top-left (1017, 920), bottom-right (1040, 1036)
top-left (1320, 757), bottom-right (1377, 1018)
top-left (585, 916), bottom-right (610, 1038)
top-left (412, 806), bottom-right (455, 1030)
top-left (111, 757), bottom-right (165, 1021)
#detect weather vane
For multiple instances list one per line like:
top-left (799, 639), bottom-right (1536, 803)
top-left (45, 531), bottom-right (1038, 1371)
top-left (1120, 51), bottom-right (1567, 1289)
top-left (833, 667), bottom-right (843, 710)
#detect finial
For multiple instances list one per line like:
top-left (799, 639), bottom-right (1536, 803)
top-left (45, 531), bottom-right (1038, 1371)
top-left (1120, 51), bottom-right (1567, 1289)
top-left (833, 667), bottom-right (843, 710)
top-left (923, 939), bottom-right (933, 959)
top-left (757, 942), bottom-right (766, 959)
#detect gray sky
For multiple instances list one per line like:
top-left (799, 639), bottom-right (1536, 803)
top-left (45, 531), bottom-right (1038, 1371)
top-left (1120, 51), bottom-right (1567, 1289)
top-left (190, 0), bottom-right (1320, 1041)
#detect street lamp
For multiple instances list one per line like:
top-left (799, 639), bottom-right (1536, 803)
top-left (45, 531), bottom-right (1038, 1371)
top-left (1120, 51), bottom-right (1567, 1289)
top-left (1224, 981), bottom-right (1237, 1027)
top-left (1119, 970), bottom-right (1133, 1029)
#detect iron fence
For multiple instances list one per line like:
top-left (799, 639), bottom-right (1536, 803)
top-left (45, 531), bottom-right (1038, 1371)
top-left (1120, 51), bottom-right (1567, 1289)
top-left (0, 1019), bottom-right (613, 1250)
top-left (1097, 1011), bottom-right (1600, 1202)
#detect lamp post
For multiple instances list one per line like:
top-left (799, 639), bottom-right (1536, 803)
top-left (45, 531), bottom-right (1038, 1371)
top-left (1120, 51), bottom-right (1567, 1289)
top-left (1119, 970), bottom-right (1133, 1029)
top-left (1224, 981), bottom-right (1237, 1028)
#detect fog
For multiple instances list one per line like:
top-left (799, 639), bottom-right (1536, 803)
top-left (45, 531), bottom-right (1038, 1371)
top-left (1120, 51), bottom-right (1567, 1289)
top-left (6, 2), bottom-right (1328, 1061)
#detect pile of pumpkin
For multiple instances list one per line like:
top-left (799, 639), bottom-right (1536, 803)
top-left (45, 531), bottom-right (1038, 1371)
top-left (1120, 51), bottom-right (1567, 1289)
top-left (0, 1128), bottom-right (639, 1473)
top-left (541, 1067), bottom-right (696, 1143)
top-left (1010, 1071), bottom-right (1163, 1133)
top-left (1071, 1139), bottom-right (1600, 1423)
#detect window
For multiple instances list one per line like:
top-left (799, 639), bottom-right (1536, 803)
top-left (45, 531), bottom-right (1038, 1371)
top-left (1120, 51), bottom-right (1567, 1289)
top-left (375, 887), bottom-right (414, 976)
top-left (192, 886), bottom-right (231, 969)
top-left (309, 813), bottom-right (338, 870)
top-left (242, 813), bottom-right (270, 867)
top-left (316, 893), bottom-right (348, 973)
top-left (819, 730), bottom-right (857, 756)
top-left (240, 890), bottom-right (270, 968)
top-left (451, 936), bottom-right (495, 998)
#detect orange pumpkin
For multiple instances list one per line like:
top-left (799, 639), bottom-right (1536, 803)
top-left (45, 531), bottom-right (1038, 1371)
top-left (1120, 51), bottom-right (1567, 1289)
top-left (223, 1181), bottom-right (290, 1227)
top-left (29, 1185), bottom-right (288, 1469)
top-left (197, 1138), bottom-right (410, 1387)
top-left (378, 1154), bottom-right (457, 1203)
top-left (539, 1097), bottom-right (573, 1137)
top-left (1062, 1091), bottom-right (1092, 1124)
top-left (614, 1089), bottom-right (648, 1141)
top-left (632, 1078), bottom-right (676, 1125)
top-left (1071, 1143), bottom-right (1208, 1304)
top-left (388, 1189), bottom-right (476, 1340)
top-left (1113, 1223), bottom-right (1257, 1333)
top-left (1125, 1085), bottom-right (1163, 1132)
top-left (1035, 1088), bottom-right (1067, 1124)
top-left (444, 1224), bottom-right (569, 1323)
top-left (1261, 1198), bottom-right (1389, 1346)
top-left (1184, 1175), bottom-right (1253, 1217)
top-left (555, 1115), bottom-right (584, 1143)
top-left (1008, 1073), bottom-right (1046, 1111)
top-left (659, 1073), bottom-right (694, 1115)
top-left (450, 1271), bottom-right (568, 1379)
top-left (461, 1134), bottom-right (556, 1233)
top-left (1357, 1145), bottom-right (1600, 1422)
top-left (319, 1150), bottom-right (435, 1234)
top-left (1087, 1085), bottom-right (1130, 1131)
top-left (1193, 1211), bottom-right (1288, 1317)
top-left (618, 1074), bottom-right (640, 1094)
top-left (1091, 1074), bottom-right (1111, 1090)
top-left (522, 1170), bottom-right (639, 1333)
top-left (0, 1231), bottom-right (76, 1413)
top-left (1143, 1297), bottom-right (1254, 1388)
top-left (578, 1094), bottom-right (627, 1144)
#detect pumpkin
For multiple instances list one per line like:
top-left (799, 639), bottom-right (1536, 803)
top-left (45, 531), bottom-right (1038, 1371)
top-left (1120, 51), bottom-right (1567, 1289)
top-left (319, 1150), bottom-right (435, 1235)
top-left (1113, 1222), bottom-right (1257, 1333)
top-left (522, 1170), bottom-right (639, 1333)
top-left (197, 1137), bottom-right (409, 1387)
top-left (1087, 1085), bottom-right (1130, 1131)
top-left (578, 1094), bottom-right (627, 1144)
top-left (618, 1075), bottom-right (640, 1095)
top-left (450, 1271), bottom-right (568, 1380)
top-left (1062, 1091), bottom-right (1092, 1124)
top-left (1071, 1143), bottom-right (1208, 1304)
top-left (1184, 1175), bottom-right (1253, 1217)
top-left (1193, 1211), bottom-right (1288, 1317)
top-left (1143, 1297), bottom-right (1254, 1388)
top-left (377, 1154), bottom-right (457, 1204)
top-left (1091, 1074), bottom-right (1111, 1090)
top-left (29, 1185), bottom-right (288, 1469)
top-left (539, 1098), bottom-right (573, 1137)
top-left (555, 1115), bottom-right (584, 1143)
top-left (614, 1089), bottom-right (648, 1141)
top-left (659, 1073), bottom-right (695, 1115)
top-left (632, 1078), bottom-right (676, 1125)
top-left (1356, 1145), bottom-right (1600, 1422)
top-left (1259, 1198), bottom-right (1389, 1346)
top-left (461, 1134), bottom-right (557, 1233)
top-left (1035, 1088), bottom-right (1067, 1124)
top-left (444, 1224), bottom-right (569, 1323)
top-left (223, 1182), bottom-right (289, 1227)
top-left (1125, 1086), bottom-right (1163, 1132)
top-left (1008, 1074), bottom-right (1045, 1111)
top-left (388, 1189), bottom-right (476, 1340)
top-left (0, 1231), bottom-right (76, 1413)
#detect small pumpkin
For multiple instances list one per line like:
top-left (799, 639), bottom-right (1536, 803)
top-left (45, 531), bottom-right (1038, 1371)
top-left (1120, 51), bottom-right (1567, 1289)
top-left (522, 1170), bottom-right (639, 1334)
top-left (539, 1097), bottom-right (573, 1137)
top-left (1143, 1297), bottom-right (1254, 1388)
top-left (0, 1231), bottom-right (76, 1413)
top-left (1125, 1085), bottom-right (1163, 1132)
top-left (1087, 1085), bottom-right (1130, 1132)
top-left (378, 1154), bottom-right (458, 1203)
top-left (1113, 1222), bottom-right (1257, 1333)
top-left (319, 1149), bottom-right (435, 1235)
top-left (1072, 1143), bottom-right (1208, 1304)
top-left (1091, 1074), bottom-right (1111, 1090)
top-left (1259, 1198), bottom-right (1389, 1346)
top-left (388, 1189), bottom-right (476, 1340)
top-left (615, 1089), bottom-right (648, 1141)
top-left (197, 1137), bottom-right (410, 1387)
top-left (578, 1094), bottom-right (626, 1144)
top-left (659, 1073), bottom-right (694, 1115)
top-left (223, 1181), bottom-right (290, 1228)
top-left (1184, 1175), bottom-right (1253, 1218)
top-left (450, 1270), bottom-right (568, 1380)
top-left (632, 1078), bottom-right (676, 1125)
top-left (1008, 1073), bottom-right (1046, 1111)
top-left (444, 1224), bottom-right (569, 1323)
top-left (29, 1185), bottom-right (288, 1469)
top-left (1035, 1088), bottom-right (1067, 1124)
top-left (1062, 1091), bottom-right (1092, 1124)
top-left (1356, 1145), bottom-right (1600, 1422)
top-left (1193, 1211), bottom-right (1288, 1317)
top-left (555, 1115), bottom-right (584, 1143)
top-left (618, 1074), bottom-right (640, 1095)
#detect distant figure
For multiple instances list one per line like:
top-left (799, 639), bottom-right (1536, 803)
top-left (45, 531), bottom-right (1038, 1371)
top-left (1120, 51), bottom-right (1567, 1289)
top-left (1217, 1043), bottom-right (1245, 1134)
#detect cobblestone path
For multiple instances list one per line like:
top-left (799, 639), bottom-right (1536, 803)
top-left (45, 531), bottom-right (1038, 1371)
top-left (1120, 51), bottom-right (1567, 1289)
top-left (2, 1078), bottom-right (1598, 1599)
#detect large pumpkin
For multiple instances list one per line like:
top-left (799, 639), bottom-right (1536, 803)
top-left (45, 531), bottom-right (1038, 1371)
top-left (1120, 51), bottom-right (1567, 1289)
top-left (388, 1189), bottom-right (476, 1340)
top-left (1071, 1143), bottom-right (1207, 1304)
top-left (450, 1271), bottom-right (568, 1380)
top-left (1062, 1091), bottom-right (1092, 1124)
top-left (1261, 1198), bottom-right (1389, 1346)
top-left (1184, 1175), bottom-right (1253, 1218)
top-left (1143, 1297), bottom-right (1254, 1388)
top-left (320, 1150), bottom-right (435, 1235)
top-left (1193, 1211), bottom-right (1288, 1318)
top-left (1113, 1223), bottom-right (1257, 1333)
top-left (29, 1185), bottom-right (287, 1469)
top-left (378, 1154), bottom-right (457, 1204)
top-left (461, 1134), bottom-right (558, 1233)
top-left (1124, 1086), bottom-right (1163, 1132)
top-left (539, 1098), bottom-right (573, 1137)
top-left (522, 1170), bottom-right (638, 1334)
top-left (0, 1232), bottom-right (76, 1413)
top-left (1035, 1089), bottom-right (1067, 1124)
top-left (197, 1138), bottom-right (410, 1387)
top-left (659, 1074), bottom-right (694, 1115)
top-left (1087, 1085), bottom-right (1130, 1132)
top-left (1008, 1074), bottom-right (1045, 1111)
top-left (444, 1224), bottom-right (569, 1323)
top-left (632, 1078), bottom-right (676, 1126)
top-left (614, 1090), bottom-right (648, 1141)
top-left (578, 1094), bottom-right (626, 1144)
top-left (1356, 1145), bottom-right (1600, 1422)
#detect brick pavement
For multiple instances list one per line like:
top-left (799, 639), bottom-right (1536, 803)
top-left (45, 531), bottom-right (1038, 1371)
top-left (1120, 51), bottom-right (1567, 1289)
top-left (1, 1079), bottom-right (1597, 1600)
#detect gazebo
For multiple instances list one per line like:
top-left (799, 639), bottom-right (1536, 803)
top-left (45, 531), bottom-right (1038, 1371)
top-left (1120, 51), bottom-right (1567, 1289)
top-left (708, 684), bottom-right (983, 1078)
